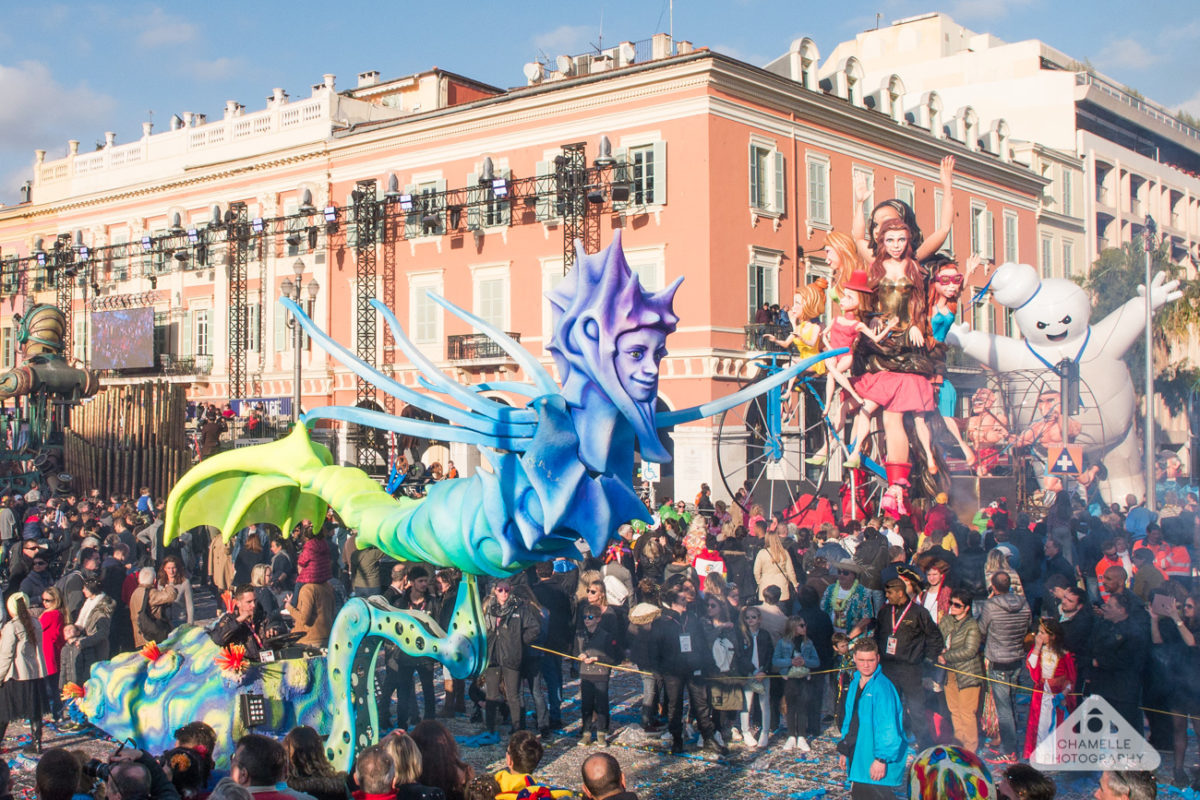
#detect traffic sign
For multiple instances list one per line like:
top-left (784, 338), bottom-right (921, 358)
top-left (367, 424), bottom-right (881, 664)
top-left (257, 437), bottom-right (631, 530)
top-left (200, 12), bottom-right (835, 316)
top-left (641, 461), bottom-right (659, 482)
top-left (1046, 445), bottom-right (1083, 476)
top-left (1031, 694), bottom-right (1160, 771)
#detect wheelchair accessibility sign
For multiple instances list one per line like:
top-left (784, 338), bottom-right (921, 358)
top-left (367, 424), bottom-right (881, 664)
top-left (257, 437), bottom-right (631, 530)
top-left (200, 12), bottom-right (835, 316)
top-left (1031, 695), bottom-right (1160, 771)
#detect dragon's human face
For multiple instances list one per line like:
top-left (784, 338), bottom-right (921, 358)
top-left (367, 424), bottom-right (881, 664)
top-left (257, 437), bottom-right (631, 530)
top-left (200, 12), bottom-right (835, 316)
top-left (615, 327), bottom-right (668, 403)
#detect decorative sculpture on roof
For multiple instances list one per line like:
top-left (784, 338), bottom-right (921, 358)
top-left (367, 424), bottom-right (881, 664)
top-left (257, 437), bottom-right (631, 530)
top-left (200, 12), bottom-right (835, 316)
top-left (153, 231), bottom-right (832, 769)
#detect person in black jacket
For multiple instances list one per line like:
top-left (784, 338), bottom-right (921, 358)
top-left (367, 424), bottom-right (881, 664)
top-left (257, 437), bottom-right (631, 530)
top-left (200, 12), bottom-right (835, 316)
top-left (576, 604), bottom-right (621, 746)
top-left (531, 562), bottom-right (572, 731)
top-left (796, 585), bottom-right (834, 739)
top-left (434, 568), bottom-right (466, 717)
top-left (482, 579), bottom-right (540, 736)
top-left (1089, 591), bottom-right (1150, 732)
top-left (651, 587), bottom-right (727, 756)
top-left (875, 575), bottom-right (943, 750)
top-left (1056, 585), bottom-right (1093, 686)
top-left (627, 581), bottom-right (664, 731)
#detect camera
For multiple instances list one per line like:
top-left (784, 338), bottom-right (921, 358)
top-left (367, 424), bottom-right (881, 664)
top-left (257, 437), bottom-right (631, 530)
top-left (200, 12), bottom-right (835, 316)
top-left (83, 738), bottom-right (134, 781)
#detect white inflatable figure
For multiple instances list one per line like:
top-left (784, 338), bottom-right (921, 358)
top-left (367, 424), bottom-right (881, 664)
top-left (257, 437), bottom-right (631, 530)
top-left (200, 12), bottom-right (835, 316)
top-left (946, 264), bottom-right (1181, 502)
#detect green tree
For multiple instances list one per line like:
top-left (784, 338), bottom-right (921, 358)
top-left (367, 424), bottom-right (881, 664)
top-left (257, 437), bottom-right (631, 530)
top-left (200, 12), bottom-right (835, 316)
top-left (1076, 239), bottom-right (1200, 414)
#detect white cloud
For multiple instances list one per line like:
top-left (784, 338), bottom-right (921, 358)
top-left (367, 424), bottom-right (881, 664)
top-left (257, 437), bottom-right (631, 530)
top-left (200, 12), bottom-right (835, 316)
top-left (947, 0), bottom-right (1037, 23)
top-left (186, 56), bottom-right (242, 82)
top-left (1096, 37), bottom-right (1160, 72)
top-left (1178, 89), bottom-right (1200, 118)
top-left (136, 7), bottom-right (198, 49)
top-left (532, 24), bottom-right (594, 57)
top-left (710, 43), bottom-right (769, 68)
top-left (0, 61), bottom-right (115, 153)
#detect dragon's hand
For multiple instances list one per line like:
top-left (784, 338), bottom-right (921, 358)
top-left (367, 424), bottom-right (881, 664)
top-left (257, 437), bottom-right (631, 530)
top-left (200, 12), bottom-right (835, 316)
top-left (164, 425), bottom-right (333, 545)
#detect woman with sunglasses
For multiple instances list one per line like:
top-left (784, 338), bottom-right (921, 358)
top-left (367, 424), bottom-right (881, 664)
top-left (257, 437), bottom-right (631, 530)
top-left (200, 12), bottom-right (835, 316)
top-left (738, 605), bottom-right (774, 749)
top-left (926, 253), bottom-right (987, 468)
top-left (481, 580), bottom-right (539, 738)
top-left (1022, 617), bottom-right (1076, 761)
top-left (575, 603), bottom-right (620, 746)
top-left (37, 587), bottom-right (66, 721)
top-left (936, 589), bottom-right (984, 752)
top-left (771, 616), bottom-right (819, 752)
top-left (702, 595), bottom-right (743, 746)
top-left (6, 540), bottom-right (40, 595)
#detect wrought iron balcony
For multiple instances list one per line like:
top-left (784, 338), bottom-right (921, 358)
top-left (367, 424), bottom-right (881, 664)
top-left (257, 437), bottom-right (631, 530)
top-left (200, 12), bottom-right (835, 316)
top-left (743, 323), bottom-right (791, 351)
top-left (159, 354), bottom-right (214, 375)
top-left (447, 332), bottom-right (521, 361)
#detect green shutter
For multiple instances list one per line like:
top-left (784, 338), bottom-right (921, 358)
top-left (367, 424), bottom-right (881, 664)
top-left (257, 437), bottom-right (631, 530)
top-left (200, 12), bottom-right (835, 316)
top-left (749, 144), bottom-right (760, 209)
top-left (535, 162), bottom-right (555, 221)
top-left (466, 172), bottom-right (481, 230)
top-left (773, 151), bottom-right (786, 215)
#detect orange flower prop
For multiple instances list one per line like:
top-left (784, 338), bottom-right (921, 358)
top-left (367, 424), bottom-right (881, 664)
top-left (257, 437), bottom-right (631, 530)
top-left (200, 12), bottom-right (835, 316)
top-left (141, 642), bottom-right (164, 661)
top-left (215, 644), bottom-right (248, 675)
top-left (61, 682), bottom-right (85, 701)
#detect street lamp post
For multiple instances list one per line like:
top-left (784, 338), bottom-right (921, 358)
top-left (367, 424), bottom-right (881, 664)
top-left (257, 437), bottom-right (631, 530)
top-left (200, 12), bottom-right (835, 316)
top-left (280, 257), bottom-right (319, 424)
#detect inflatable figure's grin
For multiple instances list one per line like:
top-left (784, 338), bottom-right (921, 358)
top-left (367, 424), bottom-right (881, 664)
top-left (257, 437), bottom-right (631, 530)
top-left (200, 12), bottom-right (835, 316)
top-left (1046, 330), bottom-right (1069, 342)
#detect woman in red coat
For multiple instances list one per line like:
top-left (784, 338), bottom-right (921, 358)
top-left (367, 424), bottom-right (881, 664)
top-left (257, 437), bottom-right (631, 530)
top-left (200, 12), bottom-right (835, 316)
top-left (1023, 618), bottom-right (1077, 759)
top-left (38, 587), bottom-right (66, 719)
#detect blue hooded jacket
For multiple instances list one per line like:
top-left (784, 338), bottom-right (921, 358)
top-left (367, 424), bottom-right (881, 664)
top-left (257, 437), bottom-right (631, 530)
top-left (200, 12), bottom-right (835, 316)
top-left (838, 667), bottom-right (906, 787)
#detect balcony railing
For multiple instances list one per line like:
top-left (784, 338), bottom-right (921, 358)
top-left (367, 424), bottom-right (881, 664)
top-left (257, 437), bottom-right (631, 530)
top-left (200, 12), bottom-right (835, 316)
top-left (447, 332), bottom-right (521, 361)
top-left (743, 323), bottom-right (792, 351)
top-left (161, 354), bottom-right (214, 375)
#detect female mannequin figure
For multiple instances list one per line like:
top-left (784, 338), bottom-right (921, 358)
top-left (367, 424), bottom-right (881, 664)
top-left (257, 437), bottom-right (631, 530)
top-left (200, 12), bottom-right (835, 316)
top-left (851, 156), bottom-right (956, 263)
top-left (925, 253), bottom-right (986, 467)
top-left (844, 218), bottom-right (937, 485)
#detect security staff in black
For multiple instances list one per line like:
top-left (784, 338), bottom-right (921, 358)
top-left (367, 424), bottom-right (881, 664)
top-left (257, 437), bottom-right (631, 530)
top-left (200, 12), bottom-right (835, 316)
top-left (874, 576), bottom-right (943, 749)
top-left (651, 586), bottom-right (728, 756)
top-left (482, 579), bottom-right (541, 734)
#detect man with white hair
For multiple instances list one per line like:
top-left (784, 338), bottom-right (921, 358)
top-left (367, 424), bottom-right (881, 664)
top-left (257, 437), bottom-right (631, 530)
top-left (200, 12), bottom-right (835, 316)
top-left (1093, 770), bottom-right (1157, 800)
top-left (130, 566), bottom-right (177, 647)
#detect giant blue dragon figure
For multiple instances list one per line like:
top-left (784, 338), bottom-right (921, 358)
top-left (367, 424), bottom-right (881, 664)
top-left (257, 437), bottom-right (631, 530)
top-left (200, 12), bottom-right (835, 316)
top-left (138, 232), bottom-right (836, 768)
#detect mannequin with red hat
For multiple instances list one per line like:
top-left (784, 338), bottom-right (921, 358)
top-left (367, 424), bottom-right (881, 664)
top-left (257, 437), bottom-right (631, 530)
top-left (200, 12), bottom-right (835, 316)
top-left (806, 232), bottom-right (896, 466)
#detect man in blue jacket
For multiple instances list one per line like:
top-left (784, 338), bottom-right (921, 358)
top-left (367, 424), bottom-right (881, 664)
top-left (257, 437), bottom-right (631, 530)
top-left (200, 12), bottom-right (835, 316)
top-left (837, 638), bottom-right (906, 799)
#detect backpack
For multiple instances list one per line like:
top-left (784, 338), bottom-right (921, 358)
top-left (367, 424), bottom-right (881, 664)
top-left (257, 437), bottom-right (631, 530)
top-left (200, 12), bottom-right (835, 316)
top-left (137, 586), bottom-right (171, 644)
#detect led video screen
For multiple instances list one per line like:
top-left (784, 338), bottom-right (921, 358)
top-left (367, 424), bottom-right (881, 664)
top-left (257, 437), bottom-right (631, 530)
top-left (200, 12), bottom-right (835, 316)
top-left (90, 307), bottom-right (155, 370)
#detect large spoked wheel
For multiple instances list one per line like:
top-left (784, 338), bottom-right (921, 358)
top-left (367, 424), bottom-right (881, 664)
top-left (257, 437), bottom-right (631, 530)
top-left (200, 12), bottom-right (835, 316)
top-left (715, 355), bottom-right (832, 518)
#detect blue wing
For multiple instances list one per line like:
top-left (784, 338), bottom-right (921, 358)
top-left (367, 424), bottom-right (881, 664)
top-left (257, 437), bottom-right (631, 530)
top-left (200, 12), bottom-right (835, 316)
top-left (280, 296), bottom-right (542, 452)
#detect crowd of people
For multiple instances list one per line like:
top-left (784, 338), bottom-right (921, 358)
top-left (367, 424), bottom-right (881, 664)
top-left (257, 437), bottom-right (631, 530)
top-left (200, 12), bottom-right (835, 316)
top-left (0, 469), bottom-right (1196, 799)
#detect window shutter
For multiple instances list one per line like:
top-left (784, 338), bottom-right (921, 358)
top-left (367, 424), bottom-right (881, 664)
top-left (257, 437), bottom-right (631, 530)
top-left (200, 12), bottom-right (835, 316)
top-left (747, 262), bottom-right (759, 321)
top-left (650, 141), bottom-right (666, 206)
top-left (345, 193), bottom-right (359, 248)
top-left (404, 184), bottom-right (421, 239)
top-left (985, 211), bottom-right (995, 259)
top-left (467, 172), bottom-right (481, 230)
top-left (611, 149), bottom-right (630, 212)
top-left (749, 143), bottom-right (760, 209)
top-left (181, 312), bottom-right (192, 356)
top-left (773, 151), bottom-right (786, 215)
top-left (535, 162), bottom-right (555, 221)
top-left (496, 169), bottom-right (512, 226)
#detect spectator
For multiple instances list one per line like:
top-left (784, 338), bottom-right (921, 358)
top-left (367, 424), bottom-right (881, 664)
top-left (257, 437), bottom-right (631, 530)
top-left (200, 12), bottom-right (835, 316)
top-left (391, 566), bottom-right (440, 727)
top-left (36, 747), bottom-right (81, 800)
top-left (285, 579), bottom-right (335, 650)
top-left (652, 586), bottom-right (726, 755)
top-left (580, 753), bottom-right (637, 800)
top-left (753, 532), bottom-right (798, 604)
top-left (351, 746), bottom-right (395, 800)
top-left (19, 549), bottom-right (55, 606)
top-left (296, 528), bottom-right (333, 586)
top-left (131, 566), bottom-right (178, 647)
top-left (283, 726), bottom-right (350, 800)
top-left (979, 570), bottom-right (1031, 764)
top-left (379, 731), bottom-right (443, 800)
top-left (1056, 586), bottom-right (1093, 676)
top-left (494, 730), bottom-right (569, 800)
top-left (1094, 770), bottom-right (1157, 800)
top-left (1149, 590), bottom-right (1200, 786)
top-left (58, 579), bottom-right (115, 694)
top-left (1090, 591), bottom-right (1150, 732)
top-left (410, 721), bottom-right (473, 800)
top-left (0, 592), bottom-right (45, 752)
top-left (174, 722), bottom-right (221, 789)
top-left (250, 564), bottom-right (281, 621)
top-left (836, 639), bottom-right (906, 800)
top-left (38, 586), bottom-right (66, 720)
top-left (821, 562), bottom-right (873, 638)
top-left (875, 572), bottom-right (942, 750)
top-left (159, 556), bottom-right (195, 626)
top-left (160, 746), bottom-right (211, 800)
top-left (231, 733), bottom-right (316, 800)
top-left (996, 764), bottom-right (1056, 800)
top-left (199, 412), bottom-right (227, 460)
top-left (1023, 618), bottom-right (1076, 759)
top-left (916, 559), bottom-right (952, 624)
top-left (462, 778), bottom-right (498, 800)
top-left (209, 585), bottom-right (268, 661)
top-left (576, 604), bottom-right (620, 747)
top-left (772, 615), bottom-right (819, 752)
top-left (531, 561), bottom-right (572, 731)
top-left (1130, 549), bottom-right (1167, 603)
top-left (479, 580), bottom-right (538, 736)
top-left (937, 588), bottom-right (983, 753)
top-left (269, 538), bottom-right (295, 595)
top-left (757, 584), bottom-right (788, 640)
top-left (738, 604), bottom-right (773, 749)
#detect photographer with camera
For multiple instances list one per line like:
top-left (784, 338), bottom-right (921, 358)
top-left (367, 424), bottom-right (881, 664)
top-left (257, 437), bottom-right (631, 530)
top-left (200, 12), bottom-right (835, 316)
top-left (40, 742), bottom-right (182, 800)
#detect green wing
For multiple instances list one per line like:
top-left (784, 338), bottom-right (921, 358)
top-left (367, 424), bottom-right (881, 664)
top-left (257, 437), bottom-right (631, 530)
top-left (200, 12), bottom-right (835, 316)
top-left (164, 426), bottom-right (334, 544)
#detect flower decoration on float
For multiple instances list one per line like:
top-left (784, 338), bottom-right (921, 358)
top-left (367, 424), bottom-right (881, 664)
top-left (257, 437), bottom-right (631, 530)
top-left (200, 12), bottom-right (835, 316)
top-left (61, 682), bottom-right (85, 701)
top-left (141, 642), bottom-right (164, 661)
top-left (214, 644), bottom-right (249, 677)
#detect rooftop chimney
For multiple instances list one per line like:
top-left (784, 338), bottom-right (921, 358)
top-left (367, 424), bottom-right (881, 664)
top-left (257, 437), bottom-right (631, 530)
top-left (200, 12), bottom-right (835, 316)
top-left (677, 40), bottom-right (693, 54)
top-left (357, 70), bottom-right (380, 88)
top-left (652, 33), bottom-right (673, 60)
top-left (104, 132), bottom-right (116, 147)
top-left (323, 74), bottom-right (336, 91)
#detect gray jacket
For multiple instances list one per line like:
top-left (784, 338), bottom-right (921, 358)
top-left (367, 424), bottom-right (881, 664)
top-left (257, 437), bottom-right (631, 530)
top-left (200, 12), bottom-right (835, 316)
top-left (979, 592), bottom-right (1031, 665)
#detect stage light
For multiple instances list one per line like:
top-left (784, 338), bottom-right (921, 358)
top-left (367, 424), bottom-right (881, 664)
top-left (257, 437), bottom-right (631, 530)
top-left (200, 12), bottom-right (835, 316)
top-left (187, 228), bottom-right (200, 244)
top-left (77, 246), bottom-right (89, 261)
top-left (299, 188), bottom-right (315, 214)
top-left (169, 212), bottom-right (184, 234)
top-left (307, 226), bottom-right (319, 249)
top-left (323, 205), bottom-right (338, 222)
top-left (491, 178), bottom-right (509, 198)
top-left (610, 183), bottom-right (631, 203)
top-left (385, 173), bottom-right (400, 202)
top-left (587, 188), bottom-right (605, 204)
top-left (399, 194), bottom-right (413, 211)
top-left (448, 205), bottom-right (462, 229)
top-left (251, 218), bottom-right (264, 234)
top-left (594, 135), bottom-right (615, 167)
top-left (141, 235), bottom-right (152, 250)
top-left (286, 232), bottom-right (301, 247)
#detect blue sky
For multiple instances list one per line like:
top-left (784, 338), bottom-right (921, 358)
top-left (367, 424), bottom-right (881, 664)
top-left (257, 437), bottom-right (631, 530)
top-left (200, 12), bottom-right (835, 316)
top-left (0, 1), bottom-right (1196, 206)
